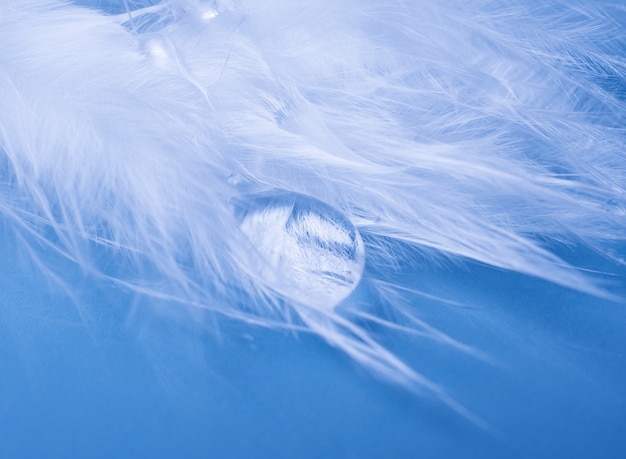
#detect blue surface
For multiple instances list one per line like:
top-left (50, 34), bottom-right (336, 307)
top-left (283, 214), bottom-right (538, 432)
top-left (1, 236), bottom-right (625, 458)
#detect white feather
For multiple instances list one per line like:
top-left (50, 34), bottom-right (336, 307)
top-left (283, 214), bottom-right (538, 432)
top-left (1, 0), bottom-right (625, 420)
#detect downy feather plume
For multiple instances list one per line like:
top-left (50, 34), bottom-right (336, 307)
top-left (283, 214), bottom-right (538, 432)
top-left (1, 0), bottom-right (625, 421)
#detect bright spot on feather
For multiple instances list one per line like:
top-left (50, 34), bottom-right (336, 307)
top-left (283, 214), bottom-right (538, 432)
top-left (201, 9), bottom-right (218, 20)
top-left (147, 40), bottom-right (170, 68)
top-left (236, 191), bottom-right (365, 310)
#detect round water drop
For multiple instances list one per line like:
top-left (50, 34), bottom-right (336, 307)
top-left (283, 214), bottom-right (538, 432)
top-left (236, 191), bottom-right (365, 310)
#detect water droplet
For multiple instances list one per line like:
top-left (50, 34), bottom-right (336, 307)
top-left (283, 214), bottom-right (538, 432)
top-left (201, 8), bottom-right (219, 20)
top-left (235, 191), bottom-right (365, 310)
top-left (227, 173), bottom-right (242, 186)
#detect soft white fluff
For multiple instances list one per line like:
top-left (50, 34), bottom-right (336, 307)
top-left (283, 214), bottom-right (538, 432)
top-left (1, 0), bottom-right (625, 418)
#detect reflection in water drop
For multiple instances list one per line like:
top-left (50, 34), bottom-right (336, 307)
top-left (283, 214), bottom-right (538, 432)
top-left (236, 191), bottom-right (365, 310)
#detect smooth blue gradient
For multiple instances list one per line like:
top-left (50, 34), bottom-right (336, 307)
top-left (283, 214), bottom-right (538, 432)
top-left (1, 235), bottom-right (625, 458)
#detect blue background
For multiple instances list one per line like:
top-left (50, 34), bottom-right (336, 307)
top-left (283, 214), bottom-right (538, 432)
top-left (1, 233), bottom-right (625, 458)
